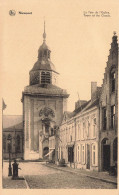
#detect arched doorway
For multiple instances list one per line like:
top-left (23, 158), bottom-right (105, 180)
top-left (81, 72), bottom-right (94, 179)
top-left (102, 138), bottom-right (110, 171)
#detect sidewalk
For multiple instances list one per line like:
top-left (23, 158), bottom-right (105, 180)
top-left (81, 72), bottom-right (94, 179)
top-left (2, 162), bottom-right (27, 189)
top-left (44, 163), bottom-right (117, 185)
top-left (2, 177), bottom-right (27, 189)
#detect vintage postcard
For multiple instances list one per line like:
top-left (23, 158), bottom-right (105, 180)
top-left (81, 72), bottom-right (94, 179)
top-left (0, 0), bottom-right (119, 194)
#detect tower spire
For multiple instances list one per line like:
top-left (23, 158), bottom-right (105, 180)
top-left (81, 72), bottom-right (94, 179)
top-left (43, 20), bottom-right (46, 42)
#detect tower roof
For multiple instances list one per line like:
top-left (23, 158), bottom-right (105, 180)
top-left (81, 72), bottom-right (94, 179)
top-left (30, 59), bottom-right (57, 73)
top-left (30, 21), bottom-right (58, 74)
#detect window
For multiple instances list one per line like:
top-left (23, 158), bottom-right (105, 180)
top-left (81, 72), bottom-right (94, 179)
top-left (3, 135), bottom-right (6, 152)
top-left (69, 127), bottom-right (70, 142)
top-left (111, 105), bottom-right (115, 129)
top-left (72, 126), bottom-right (74, 141)
top-left (92, 144), bottom-right (96, 165)
top-left (102, 107), bottom-right (106, 130)
top-left (87, 121), bottom-right (90, 137)
top-left (77, 124), bottom-right (80, 140)
top-left (51, 128), bottom-right (54, 136)
top-left (41, 71), bottom-right (51, 84)
top-left (41, 72), bottom-right (46, 83)
top-left (111, 71), bottom-right (115, 92)
top-left (7, 134), bottom-right (12, 152)
top-left (77, 145), bottom-right (80, 162)
top-left (16, 135), bottom-right (20, 152)
top-left (83, 123), bottom-right (85, 139)
top-left (93, 118), bottom-right (96, 137)
top-left (46, 72), bottom-right (50, 84)
top-left (82, 145), bottom-right (85, 164)
top-left (70, 135), bottom-right (72, 142)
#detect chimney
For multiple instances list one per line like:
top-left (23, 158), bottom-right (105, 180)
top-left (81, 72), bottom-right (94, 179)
top-left (91, 82), bottom-right (97, 101)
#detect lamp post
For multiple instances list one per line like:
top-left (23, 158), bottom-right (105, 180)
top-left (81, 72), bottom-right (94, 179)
top-left (7, 138), bottom-right (12, 176)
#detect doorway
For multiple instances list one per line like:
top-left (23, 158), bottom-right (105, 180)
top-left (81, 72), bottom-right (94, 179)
top-left (68, 146), bottom-right (74, 163)
top-left (87, 144), bottom-right (90, 169)
top-left (103, 144), bottom-right (110, 171)
top-left (43, 147), bottom-right (49, 159)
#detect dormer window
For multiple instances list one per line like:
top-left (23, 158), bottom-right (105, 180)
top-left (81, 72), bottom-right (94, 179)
top-left (41, 71), bottom-right (51, 84)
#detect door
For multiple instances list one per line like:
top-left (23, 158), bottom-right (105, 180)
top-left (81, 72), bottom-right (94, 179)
top-left (43, 147), bottom-right (49, 159)
top-left (68, 146), bottom-right (74, 163)
top-left (87, 144), bottom-right (90, 169)
top-left (103, 145), bottom-right (110, 171)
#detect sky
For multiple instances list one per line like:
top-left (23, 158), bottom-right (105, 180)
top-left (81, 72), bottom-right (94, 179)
top-left (1, 0), bottom-right (119, 115)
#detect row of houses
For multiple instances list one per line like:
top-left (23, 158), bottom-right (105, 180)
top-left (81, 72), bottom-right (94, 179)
top-left (49, 33), bottom-right (118, 171)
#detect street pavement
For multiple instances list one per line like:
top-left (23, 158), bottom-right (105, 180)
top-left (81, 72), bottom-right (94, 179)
top-left (2, 161), bottom-right (117, 189)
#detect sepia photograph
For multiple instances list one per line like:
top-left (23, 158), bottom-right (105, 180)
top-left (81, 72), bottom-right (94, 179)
top-left (1, 0), bottom-right (119, 192)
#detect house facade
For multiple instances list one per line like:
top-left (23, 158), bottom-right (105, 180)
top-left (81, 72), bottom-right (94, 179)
top-left (58, 83), bottom-right (101, 171)
top-left (99, 33), bottom-right (118, 171)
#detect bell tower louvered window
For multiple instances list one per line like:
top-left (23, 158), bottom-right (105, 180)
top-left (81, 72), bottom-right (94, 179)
top-left (41, 71), bottom-right (51, 84)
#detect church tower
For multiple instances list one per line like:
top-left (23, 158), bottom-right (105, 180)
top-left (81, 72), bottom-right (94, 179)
top-left (22, 22), bottom-right (69, 160)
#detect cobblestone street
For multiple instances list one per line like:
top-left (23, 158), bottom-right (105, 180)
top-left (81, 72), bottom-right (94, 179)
top-left (2, 161), bottom-right (117, 189)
